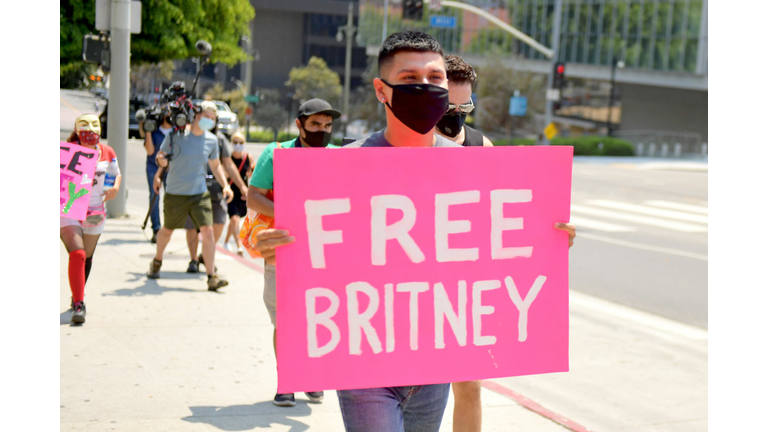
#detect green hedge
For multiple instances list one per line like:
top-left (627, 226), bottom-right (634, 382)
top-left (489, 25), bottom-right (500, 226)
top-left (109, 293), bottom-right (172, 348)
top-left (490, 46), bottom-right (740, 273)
top-left (493, 135), bottom-right (634, 156)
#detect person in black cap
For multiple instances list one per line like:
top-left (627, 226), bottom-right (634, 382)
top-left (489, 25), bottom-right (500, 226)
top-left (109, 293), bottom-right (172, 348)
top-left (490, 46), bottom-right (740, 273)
top-left (246, 98), bottom-right (341, 407)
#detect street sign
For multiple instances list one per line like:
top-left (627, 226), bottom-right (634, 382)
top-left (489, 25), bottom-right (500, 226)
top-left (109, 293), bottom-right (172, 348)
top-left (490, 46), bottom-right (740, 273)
top-left (544, 122), bottom-right (559, 140)
top-left (546, 88), bottom-right (561, 101)
top-left (509, 96), bottom-right (528, 116)
top-left (429, 15), bottom-right (457, 29)
top-left (428, 0), bottom-right (442, 11)
top-left (244, 95), bottom-right (260, 103)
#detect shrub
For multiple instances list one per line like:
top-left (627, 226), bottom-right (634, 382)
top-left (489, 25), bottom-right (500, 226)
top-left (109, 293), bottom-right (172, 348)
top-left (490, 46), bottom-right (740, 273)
top-left (493, 135), bottom-right (634, 156)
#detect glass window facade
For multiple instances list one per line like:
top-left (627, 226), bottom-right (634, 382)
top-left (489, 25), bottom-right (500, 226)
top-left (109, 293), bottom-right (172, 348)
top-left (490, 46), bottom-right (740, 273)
top-left (359, 0), bottom-right (705, 74)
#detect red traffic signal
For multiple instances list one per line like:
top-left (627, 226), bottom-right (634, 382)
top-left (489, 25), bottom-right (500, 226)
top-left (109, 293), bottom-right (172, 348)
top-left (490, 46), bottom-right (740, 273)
top-left (553, 62), bottom-right (566, 90)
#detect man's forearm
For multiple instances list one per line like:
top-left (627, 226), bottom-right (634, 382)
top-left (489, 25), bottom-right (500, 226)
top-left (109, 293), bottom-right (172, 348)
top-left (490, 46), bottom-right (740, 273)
top-left (247, 186), bottom-right (274, 217)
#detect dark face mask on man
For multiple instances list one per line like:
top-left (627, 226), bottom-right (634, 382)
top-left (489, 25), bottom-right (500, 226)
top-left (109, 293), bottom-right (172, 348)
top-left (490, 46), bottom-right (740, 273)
top-left (380, 79), bottom-right (450, 135)
top-left (300, 124), bottom-right (332, 147)
top-left (436, 113), bottom-right (467, 138)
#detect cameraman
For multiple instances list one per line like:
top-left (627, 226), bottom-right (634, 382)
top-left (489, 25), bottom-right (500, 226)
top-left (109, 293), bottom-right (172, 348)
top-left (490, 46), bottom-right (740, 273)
top-left (147, 101), bottom-right (234, 291)
top-left (139, 109), bottom-right (173, 243)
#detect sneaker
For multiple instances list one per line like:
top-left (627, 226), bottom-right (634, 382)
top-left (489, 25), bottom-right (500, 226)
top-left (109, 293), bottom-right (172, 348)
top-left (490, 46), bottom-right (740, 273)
top-left (151, 230), bottom-right (158, 244)
top-left (186, 260), bottom-right (199, 273)
top-left (236, 246), bottom-right (244, 257)
top-left (305, 391), bottom-right (324, 403)
top-left (198, 254), bottom-right (218, 273)
top-left (71, 301), bottom-right (86, 324)
top-left (207, 274), bottom-right (229, 292)
top-left (273, 393), bottom-right (296, 407)
top-left (147, 258), bottom-right (162, 279)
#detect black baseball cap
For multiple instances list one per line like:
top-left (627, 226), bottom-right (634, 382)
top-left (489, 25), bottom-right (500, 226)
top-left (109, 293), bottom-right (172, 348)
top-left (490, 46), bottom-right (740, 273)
top-left (297, 98), bottom-right (341, 120)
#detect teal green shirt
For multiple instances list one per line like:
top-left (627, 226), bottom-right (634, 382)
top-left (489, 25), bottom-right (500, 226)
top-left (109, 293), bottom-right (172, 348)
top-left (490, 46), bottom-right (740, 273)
top-left (249, 139), bottom-right (299, 189)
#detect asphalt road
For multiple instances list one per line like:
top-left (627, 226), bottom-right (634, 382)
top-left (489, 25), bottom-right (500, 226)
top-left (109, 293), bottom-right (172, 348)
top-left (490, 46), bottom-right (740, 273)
top-left (61, 89), bottom-right (708, 329)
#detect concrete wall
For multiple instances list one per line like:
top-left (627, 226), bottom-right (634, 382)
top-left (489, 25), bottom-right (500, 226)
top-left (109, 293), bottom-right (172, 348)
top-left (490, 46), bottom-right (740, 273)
top-left (251, 9), bottom-right (304, 89)
top-left (620, 83), bottom-right (708, 142)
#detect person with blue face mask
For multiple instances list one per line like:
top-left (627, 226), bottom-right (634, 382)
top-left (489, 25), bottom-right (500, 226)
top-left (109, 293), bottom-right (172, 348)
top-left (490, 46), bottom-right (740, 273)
top-left (148, 100), bottom-right (234, 291)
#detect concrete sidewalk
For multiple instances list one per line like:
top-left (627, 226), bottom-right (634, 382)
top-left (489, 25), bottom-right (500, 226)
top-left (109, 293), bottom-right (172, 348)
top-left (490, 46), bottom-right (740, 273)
top-left (60, 200), bottom-right (707, 431)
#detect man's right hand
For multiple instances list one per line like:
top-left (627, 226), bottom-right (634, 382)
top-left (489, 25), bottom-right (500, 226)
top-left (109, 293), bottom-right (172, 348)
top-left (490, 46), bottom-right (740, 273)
top-left (256, 229), bottom-right (295, 265)
top-left (153, 175), bottom-right (162, 194)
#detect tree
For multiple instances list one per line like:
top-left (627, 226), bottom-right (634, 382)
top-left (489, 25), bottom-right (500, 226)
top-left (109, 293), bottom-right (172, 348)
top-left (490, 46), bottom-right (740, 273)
top-left (255, 101), bottom-right (288, 142)
top-left (285, 57), bottom-right (343, 106)
top-left (474, 57), bottom-right (546, 137)
top-left (60, 0), bottom-right (255, 88)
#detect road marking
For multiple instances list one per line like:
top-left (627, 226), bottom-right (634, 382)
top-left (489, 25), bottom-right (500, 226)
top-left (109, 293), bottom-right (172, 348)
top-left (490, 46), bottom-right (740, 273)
top-left (586, 199), bottom-right (708, 224)
top-left (569, 215), bottom-right (636, 233)
top-left (481, 380), bottom-right (592, 432)
top-left (571, 204), bottom-right (708, 233)
top-left (645, 200), bottom-right (708, 215)
top-left (60, 95), bottom-right (81, 114)
top-left (570, 290), bottom-right (708, 341)
top-left (577, 232), bottom-right (708, 261)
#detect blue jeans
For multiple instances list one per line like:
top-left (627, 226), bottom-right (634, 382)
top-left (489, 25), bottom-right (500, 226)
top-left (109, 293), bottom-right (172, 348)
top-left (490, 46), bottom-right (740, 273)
top-left (146, 164), bottom-right (161, 232)
top-left (337, 384), bottom-right (450, 432)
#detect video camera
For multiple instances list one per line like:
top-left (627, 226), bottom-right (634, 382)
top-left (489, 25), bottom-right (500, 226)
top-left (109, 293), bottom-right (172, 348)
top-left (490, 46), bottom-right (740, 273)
top-left (136, 40), bottom-right (212, 134)
top-left (136, 82), bottom-right (199, 133)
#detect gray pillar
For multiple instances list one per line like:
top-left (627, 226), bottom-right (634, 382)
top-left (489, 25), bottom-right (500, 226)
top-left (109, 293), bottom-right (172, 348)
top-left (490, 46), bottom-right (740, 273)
top-left (542, 0), bottom-right (563, 145)
top-left (106, 0), bottom-right (131, 217)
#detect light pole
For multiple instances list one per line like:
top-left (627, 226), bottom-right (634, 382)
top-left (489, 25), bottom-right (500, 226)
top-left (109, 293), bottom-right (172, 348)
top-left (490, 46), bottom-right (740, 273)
top-left (607, 56), bottom-right (625, 137)
top-left (231, 77), bottom-right (250, 137)
top-left (336, 3), bottom-right (357, 135)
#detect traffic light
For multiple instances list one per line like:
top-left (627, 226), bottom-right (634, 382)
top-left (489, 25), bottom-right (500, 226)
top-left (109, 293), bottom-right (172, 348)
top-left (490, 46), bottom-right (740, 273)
top-left (403, 0), bottom-right (424, 21)
top-left (553, 62), bottom-right (566, 90)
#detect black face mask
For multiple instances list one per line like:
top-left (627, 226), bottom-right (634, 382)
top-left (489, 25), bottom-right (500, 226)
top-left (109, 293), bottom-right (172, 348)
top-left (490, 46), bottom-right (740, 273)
top-left (436, 113), bottom-right (467, 138)
top-left (381, 79), bottom-right (450, 135)
top-left (301, 128), bottom-right (332, 147)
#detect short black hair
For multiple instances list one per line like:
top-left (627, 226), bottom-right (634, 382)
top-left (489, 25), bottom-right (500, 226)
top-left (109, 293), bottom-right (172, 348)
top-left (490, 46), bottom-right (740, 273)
top-left (378, 31), bottom-right (445, 73)
top-left (445, 55), bottom-right (477, 88)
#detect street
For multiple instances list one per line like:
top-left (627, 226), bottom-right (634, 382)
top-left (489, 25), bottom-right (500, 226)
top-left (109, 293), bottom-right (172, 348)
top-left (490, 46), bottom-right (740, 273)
top-left (59, 90), bottom-right (707, 431)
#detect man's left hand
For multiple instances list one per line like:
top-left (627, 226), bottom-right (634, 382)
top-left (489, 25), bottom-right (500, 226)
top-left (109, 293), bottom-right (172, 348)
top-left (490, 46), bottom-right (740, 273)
top-left (554, 222), bottom-right (576, 248)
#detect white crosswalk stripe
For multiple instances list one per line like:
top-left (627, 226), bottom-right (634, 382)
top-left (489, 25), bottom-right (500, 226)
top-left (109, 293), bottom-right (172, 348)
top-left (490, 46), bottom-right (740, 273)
top-left (570, 200), bottom-right (708, 233)
top-left (586, 200), bottom-right (708, 224)
top-left (568, 216), bottom-right (636, 233)
top-left (644, 200), bottom-right (708, 215)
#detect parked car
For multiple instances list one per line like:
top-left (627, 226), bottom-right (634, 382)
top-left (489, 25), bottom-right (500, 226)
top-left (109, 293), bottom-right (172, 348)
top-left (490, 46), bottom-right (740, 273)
top-left (193, 99), bottom-right (239, 137)
top-left (99, 99), bottom-right (148, 139)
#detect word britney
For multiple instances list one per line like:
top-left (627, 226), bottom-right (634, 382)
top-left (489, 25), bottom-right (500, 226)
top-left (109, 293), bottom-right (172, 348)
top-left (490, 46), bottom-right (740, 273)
top-left (305, 189), bottom-right (534, 268)
top-left (306, 276), bottom-right (546, 358)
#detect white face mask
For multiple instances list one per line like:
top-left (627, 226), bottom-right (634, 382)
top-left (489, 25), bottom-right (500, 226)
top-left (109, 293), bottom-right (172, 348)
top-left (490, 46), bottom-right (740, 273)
top-left (232, 144), bottom-right (245, 152)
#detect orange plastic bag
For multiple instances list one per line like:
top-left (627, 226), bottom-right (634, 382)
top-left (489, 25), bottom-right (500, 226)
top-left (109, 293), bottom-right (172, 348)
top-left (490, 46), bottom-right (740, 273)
top-left (239, 190), bottom-right (274, 258)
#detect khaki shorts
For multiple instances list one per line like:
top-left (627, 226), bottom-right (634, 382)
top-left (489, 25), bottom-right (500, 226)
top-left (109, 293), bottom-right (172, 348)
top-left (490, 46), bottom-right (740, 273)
top-left (163, 191), bottom-right (213, 230)
top-left (263, 263), bottom-right (277, 326)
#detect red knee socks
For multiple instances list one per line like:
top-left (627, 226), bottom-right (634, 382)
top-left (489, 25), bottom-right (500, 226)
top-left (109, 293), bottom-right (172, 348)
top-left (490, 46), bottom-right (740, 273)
top-left (69, 250), bottom-right (86, 303)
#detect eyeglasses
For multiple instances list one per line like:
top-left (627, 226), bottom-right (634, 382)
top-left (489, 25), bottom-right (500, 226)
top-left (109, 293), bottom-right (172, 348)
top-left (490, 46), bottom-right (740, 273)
top-left (446, 101), bottom-right (475, 115)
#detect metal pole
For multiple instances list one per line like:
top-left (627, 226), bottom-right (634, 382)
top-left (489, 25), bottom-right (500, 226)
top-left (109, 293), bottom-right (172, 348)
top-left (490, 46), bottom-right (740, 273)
top-left (382, 0), bottom-right (389, 43)
top-left (244, 33), bottom-right (253, 97)
top-left (343, 2), bottom-right (354, 135)
top-left (608, 57), bottom-right (617, 136)
top-left (542, 0), bottom-right (563, 145)
top-left (106, 0), bottom-right (131, 217)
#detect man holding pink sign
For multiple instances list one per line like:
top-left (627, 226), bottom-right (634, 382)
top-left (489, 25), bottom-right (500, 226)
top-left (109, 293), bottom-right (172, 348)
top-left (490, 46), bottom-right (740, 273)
top-left (257, 32), bottom-right (576, 432)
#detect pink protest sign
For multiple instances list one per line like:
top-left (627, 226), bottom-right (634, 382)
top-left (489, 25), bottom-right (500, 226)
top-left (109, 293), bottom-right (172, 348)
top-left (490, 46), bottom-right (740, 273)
top-left (60, 142), bottom-right (99, 221)
top-left (273, 145), bottom-right (573, 393)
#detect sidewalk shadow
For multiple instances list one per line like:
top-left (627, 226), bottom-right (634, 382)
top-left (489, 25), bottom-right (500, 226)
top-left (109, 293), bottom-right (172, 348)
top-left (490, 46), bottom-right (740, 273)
top-left (98, 238), bottom-right (154, 247)
top-left (101, 272), bottom-right (202, 298)
top-left (182, 400), bottom-right (312, 431)
top-left (60, 310), bottom-right (78, 326)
